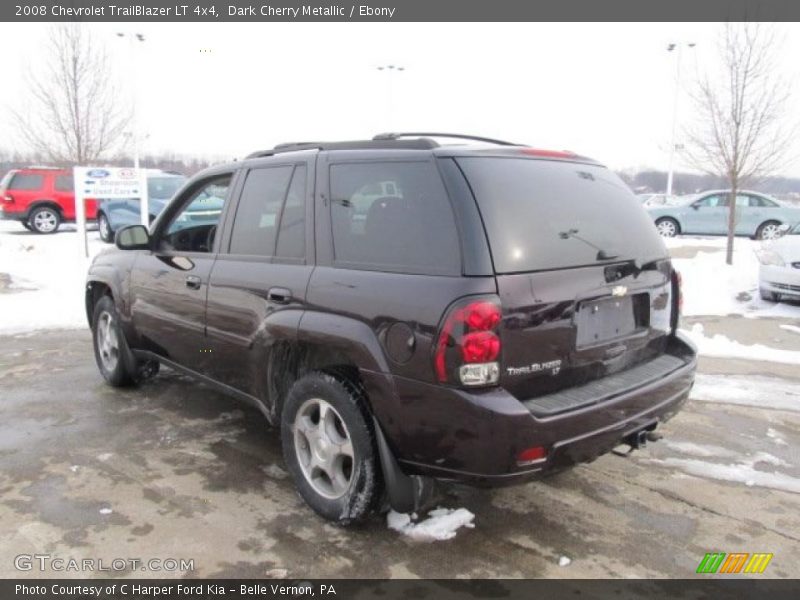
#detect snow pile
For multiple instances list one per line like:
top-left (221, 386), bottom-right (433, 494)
top-left (387, 507), bottom-right (475, 542)
top-left (0, 223), bottom-right (105, 334)
top-left (558, 556), bottom-right (572, 567)
top-left (690, 373), bottom-right (800, 412)
top-left (780, 324), bottom-right (800, 336)
top-left (683, 323), bottom-right (800, 365)
top-left (670, 238), bottom-right (798, 319)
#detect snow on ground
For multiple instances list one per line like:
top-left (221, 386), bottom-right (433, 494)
top-left (690, 373), bottom-right (800, 412)
top-left (781, 324), bottom-right (800, 335)
top-left (683, 323), bottom-right (800, 365)
top-left (669, 237), bottom-right (799, 319)
top-left (387, 507), bottom-right (475, 542)
top-left (0, 222), bottom-right (106, 334)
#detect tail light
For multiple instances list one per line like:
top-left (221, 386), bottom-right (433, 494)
top-left (670, 268), bottom-right (683, 332)
top-left (434, 297), bottom-right (502, 386)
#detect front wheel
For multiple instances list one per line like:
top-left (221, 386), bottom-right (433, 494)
top-left (29, 206), bottom-right (61, 234)
top-left (92, 296), bottom-right (138, 387)
top-left (97, 212), bottom-right (115, 243)
top-left (281, 372), bottom-right (381, 525)
top-left (760, 288), bottom-right (780, 303)
top-left (756, 221), bottom-right (782, 240)
top-left (655, 218), bottom-right (679, 238)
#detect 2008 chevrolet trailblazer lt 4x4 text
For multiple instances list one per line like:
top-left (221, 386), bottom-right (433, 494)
top-left (85, 133), bottom-right (697, 524)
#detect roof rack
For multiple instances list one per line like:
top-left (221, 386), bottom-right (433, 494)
top-left (373, 132), bottom-right (521, 146)
top-left (246, 137), bottom-right (438, 159)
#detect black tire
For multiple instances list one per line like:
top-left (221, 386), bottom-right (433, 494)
top-left (97, 212), bottom-right (115, 243)
top-left (756, 221), bottom-right (782, 240)
top-left (281, 371), bottom-right (381, 525)
top-left (28, 206), bottom-right (62, 234)
top-left (655, 217), bottom-right (679, 238)
top-left (760, 288), bottom-right (780, 303)
top-left (91, 296), bottom-right (138, 387)
top-left (21, 221), bottom-right (33, 231)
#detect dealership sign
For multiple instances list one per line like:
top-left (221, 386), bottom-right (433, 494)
top-left (74, 167), bottom-right (142, 199)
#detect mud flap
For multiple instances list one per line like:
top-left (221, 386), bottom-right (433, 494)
top-left (373, 417), bottom-right (435, 513)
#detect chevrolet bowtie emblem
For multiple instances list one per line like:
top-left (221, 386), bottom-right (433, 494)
top-left (611, 285), bottom-right (628, 297)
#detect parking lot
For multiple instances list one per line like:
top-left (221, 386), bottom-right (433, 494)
top-left (0, 231), bottom-right (799, 578)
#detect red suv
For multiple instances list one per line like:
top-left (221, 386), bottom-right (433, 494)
top-left (0, 167), bottom-right (97, 233)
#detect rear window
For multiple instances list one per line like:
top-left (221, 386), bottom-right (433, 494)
top-left (55, 175), bottom-right (73, 191)
top-left (456, 157), bottom-right (667, 273)
top-left (330, 161), bottom-right (460, 275)
top-left (8, 173), bottom-right (44, 191)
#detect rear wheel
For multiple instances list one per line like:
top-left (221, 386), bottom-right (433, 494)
top-left (281, 371), bottom-right (381, 524)
top-left (760, 288), bottom-right (780, 302)
top-left (29, 206), bottom-right (61, 234)
top-left (756, 221), bottom-right (782, 240)
top-left (655, 217), bottom-right (679, 238)
top-left (97, 212), bottom-right (114, 243)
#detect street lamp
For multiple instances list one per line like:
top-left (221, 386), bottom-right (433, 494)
top-left (116, 32), bottom-right (146, 169)
top-left (376, 64), bottom-right (405, 130)
top-left (665, 42), bottom-right (696, 196)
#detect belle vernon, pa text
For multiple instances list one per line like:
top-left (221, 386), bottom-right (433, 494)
top-left (47, 4), bottom-right (396, 18)
top-left (16, 583), bottom-right (337, 597)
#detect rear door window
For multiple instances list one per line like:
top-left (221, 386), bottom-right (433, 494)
top-left (456, 157), bottom-right (667, 273)
top-left (329, 161), bottom-right (460, 275)
top-left (8, 173), bottom-right (44, 191)
top-left (229, 166), bottom-right (294, 256)
top-left (55, 175), bottom-right (73, 191)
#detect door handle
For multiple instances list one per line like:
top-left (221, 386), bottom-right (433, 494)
top-left (185, 275), bottom-right (202, 290)
top-left (267, 287), bottom-right (292, 305)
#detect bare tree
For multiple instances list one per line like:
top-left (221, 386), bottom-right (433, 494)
top-left (684, 24), bottom-right (795, 265)
top-left (11, 24), bottom-right (130, 165)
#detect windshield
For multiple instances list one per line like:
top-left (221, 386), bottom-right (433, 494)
top-left (456, 157), bottom-right (667, 273)
top-left (148, 176), bottom-right (186, 200)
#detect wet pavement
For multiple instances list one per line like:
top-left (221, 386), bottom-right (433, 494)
top-left (0, 321), bottom-right (798, 579)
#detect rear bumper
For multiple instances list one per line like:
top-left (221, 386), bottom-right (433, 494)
top-left (364, 333), bottom-right (696, 486)
top-left (0, 205), bottom-right (26, 221)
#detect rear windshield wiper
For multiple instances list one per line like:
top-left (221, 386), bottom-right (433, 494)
top-left (558, 228), bottom-right (619, 261)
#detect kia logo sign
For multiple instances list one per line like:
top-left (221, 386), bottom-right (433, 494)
top-left (87, 169), bottom-right (110, 178)
top-left (118, 169), bottom-right (136, 179)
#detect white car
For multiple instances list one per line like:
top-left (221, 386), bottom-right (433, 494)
top-left (758, 222), bottom-right (800, 302)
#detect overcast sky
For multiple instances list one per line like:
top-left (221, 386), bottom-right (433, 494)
top-left (1, 22), bottom-right (799, 176)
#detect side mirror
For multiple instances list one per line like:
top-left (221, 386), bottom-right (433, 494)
top-left (115, 225), bottom-right (150, 250)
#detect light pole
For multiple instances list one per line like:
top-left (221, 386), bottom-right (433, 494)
top-left (116, 32), bottom-right (146, 169)
top-left (376, 65), bottom-right (405, 130)
top-left (665, 42), bottom-right (696, 196)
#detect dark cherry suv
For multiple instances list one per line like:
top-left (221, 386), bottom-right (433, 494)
top-left (85, 133), bottom-right (697, 524)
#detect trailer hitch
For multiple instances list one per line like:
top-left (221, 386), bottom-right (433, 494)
top-left (612, 428), bottom-right (662, 457)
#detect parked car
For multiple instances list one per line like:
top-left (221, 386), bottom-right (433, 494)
top-left (96, 171), bottom-right (188, 243)
top-left (0, 167), bottom-right (97, 233)
top-left (85, 133), bottom-right (697, 524)
top-left (758, 221), bottom-right (800, 302)
top-left (648, 189), bottom-right (800, 240)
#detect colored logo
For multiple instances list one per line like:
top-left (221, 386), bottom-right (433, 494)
top-left (87, 169), bottom-right (110, 178)
top-left (118, 169), bottom-right (136, 178)
top-left (696, 552), bottom-right (773, 574)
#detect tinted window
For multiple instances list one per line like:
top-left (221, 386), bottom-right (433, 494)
top-left (275, 166), bottom-right (306, 259)
top-left (330, 161), bottom-right (460, 275)
top-left (9, 174), bottom-right (44, 191)
top-left (148, 176), bottom-right (185, 200)
top-left (55, 175), bottom-right (73, 191)
top-left (750, 195), bottom-right (777, 208)
top-left (457, 157), bottom-right (667, 273)
top-left (229, 166), bottom-right (294, 256)
top-left (163, 175), bottom-right (231, 253)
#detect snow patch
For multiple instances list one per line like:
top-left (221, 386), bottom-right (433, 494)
top-left (683, 324), bottom-right (800, 365)
top-left (97, 452), bottom-right (113, 462)
top-left (261, 464), bottom-right (288, 479)
top-left (387, 507), bottom-right (475, 542)
top-left (662, 440), bottom-right (737, 458)
top-left (780, 324), bottom-right (800, 336)
top-left (558, 556), bottom-right (572, 567)
top-left (99, 508), bottom-right (113, 515)
top-left (767, 428), bottom-right (788, 446)
top-left (690, 373), bottom-right (800, 412)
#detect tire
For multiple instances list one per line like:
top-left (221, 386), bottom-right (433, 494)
top-left (281, 371), bottom-right (381, 524)
top-left (29, 206), bottom-right (61, 234)
top-left (21, 221), bottom-right (32, 231)
top-left (756, 221), bottom-right (782, 241)
top-left (655, 217), bottom-right (679, 238)
top-left (760, 288), bottom-right (780, 302)
top-left (91, 296), bottom-right (138, 387)
top-left (97, 212), bottom-right (115, 243)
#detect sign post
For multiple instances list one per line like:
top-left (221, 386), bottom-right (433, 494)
top-left (73, 167), bottom-right (146, 257)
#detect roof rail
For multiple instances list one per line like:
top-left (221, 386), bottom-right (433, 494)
top-left (246, 137), bottom-right (438, 159)
top-left (246, 143), bottom-right (323, 159)
top-left (373, 132), bottom-right (521, 146)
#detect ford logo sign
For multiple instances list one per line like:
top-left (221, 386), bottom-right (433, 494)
top-left (87, 169), bottom-right (110, 178)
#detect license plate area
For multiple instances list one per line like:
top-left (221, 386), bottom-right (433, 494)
top-left (575, 295), bottom-right (638, 348)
